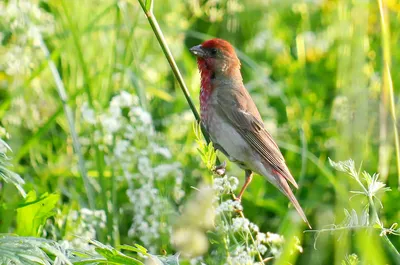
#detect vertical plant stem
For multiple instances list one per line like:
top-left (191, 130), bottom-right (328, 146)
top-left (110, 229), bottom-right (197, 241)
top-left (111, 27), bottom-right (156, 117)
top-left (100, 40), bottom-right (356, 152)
top-left (386, 66), bottom-right (400, 189)
top-left (111, 135), bottom-right (120, 246)
top-left (37, 32), bottom-right (95, 209)
top-left (377, 0), bottom-right (400, 188)
top-left (367, 195), bottom-right (400, 261)
top-left (106, 1), bottom-right (121, 104)
top-left (377, 0), bottom-right (392, 181)
top-left (135, 0), bottom-right (211, 143)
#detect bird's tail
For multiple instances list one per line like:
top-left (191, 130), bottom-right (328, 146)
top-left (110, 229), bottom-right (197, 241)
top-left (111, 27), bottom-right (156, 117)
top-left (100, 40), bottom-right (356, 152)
top-left (275, 174), bottom-right (312, 229)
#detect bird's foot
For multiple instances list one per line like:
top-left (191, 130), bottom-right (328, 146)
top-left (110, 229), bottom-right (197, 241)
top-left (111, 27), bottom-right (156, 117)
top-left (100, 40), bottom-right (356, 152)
top-left (212, 161), bottom-right (226, 176)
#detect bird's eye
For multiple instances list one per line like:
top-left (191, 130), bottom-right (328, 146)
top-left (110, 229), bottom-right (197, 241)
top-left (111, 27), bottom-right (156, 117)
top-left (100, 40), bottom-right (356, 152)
top-left (210, 48), bottom-right (218, 56)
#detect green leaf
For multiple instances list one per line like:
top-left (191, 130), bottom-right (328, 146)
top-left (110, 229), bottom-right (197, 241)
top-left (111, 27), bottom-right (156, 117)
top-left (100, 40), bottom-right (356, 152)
top-left (0, 235), bottom-right (72, 265)
top-left (145, 0), bottom-right (153, 12)
top-left (91, 240), bottom-right (144, 265)
top-left (119, 244), bottom-right (148, 255)
top-left (16, 191), bottom-right (60, 236)
top-left (0, 139), bottom-right (26, 197)
top-left (148, 253), bottom-right (180, 265)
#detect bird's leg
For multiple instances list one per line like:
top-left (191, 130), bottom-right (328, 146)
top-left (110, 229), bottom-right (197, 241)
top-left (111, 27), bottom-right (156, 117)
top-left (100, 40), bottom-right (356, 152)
top-left (236, 170), bottom-right (253, 201)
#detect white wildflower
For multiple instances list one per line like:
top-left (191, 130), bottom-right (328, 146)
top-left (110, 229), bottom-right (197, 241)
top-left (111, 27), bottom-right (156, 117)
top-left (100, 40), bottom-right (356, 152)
top-left (150, 143), bottom-right (172, 158)
top-left (114, 140), bottom-right (130, 157)
top-left (228, 246), bottom-right (253, 265)
top-left (110, 90), bottom-right (136, 108)
top-left (232, 217), bottom-right (250, 232)
top-left (100, 113), bottom-right (121, 133)
top-left (215, 200), bottom-right (243, 214)
top-left (108, 104), bottom-right (122, 119)
top-left (256, 232), bottom-right (267, 243)
top-left (1, 0), bottom-right (55, 76)
top-left (213, 175), bottom-right (239, 194)
top-left (266, 232), bottom-right (284, 244)
top-left (130, 107), bottom-right (152, 125)
top-left (257, 244), bottom-right (268, 255)
top-left (249, 222), bottom-right (260, 233)
top-left (138, 156), bottom-right (152, 176)
top-left (153, 162), bottom-right (181, 179)
top-left (81, 102), bottom-right (96, 124)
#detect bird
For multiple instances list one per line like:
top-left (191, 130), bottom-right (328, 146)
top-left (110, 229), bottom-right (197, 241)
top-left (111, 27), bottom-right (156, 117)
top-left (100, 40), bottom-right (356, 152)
top-left (189, 38), bottom-right (311, 228)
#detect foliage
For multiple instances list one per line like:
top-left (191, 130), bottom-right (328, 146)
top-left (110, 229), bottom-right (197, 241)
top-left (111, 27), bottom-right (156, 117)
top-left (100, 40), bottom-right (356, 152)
top-left (0, 235), bottom-right (178, 265)
top-left (1, 0), bottom-right (400, 264)
top-left (0, 138), bottom-right (25, 196)
top-left (16, 191), bottom-right (60, 236)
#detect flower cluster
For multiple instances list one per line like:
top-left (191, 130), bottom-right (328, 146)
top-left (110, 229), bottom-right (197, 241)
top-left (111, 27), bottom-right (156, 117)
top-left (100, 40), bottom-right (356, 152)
top-left (213, 175), bottom-right (239, 195)
top-left (56, 208), bottom-right (106, 251)
top-left (0, 0), bottom-right (55, 76)
top-left (208, 172), bottom-right (303, 264)
top-left (1, 0), bottom-right (58, 132)
top-left (81, 91), bottom-right (185, 252)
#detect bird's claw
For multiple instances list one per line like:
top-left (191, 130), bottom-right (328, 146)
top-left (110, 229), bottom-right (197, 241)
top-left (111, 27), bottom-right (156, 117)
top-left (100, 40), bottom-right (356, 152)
top-left (212, 161), bottom-right (226, 176)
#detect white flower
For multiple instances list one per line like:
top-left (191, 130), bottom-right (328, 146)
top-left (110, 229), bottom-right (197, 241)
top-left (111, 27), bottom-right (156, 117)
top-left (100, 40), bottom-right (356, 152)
top-left (114, 140), bottom-right (130, 157)
top-left (213, 175), bottom-right (239, 194)
top-left (110, 90), bottom-right (136, 108)
top-left (150, 143), bottom-right (172, 158)
top-left (256, 232), bottom-right (267, 243)
top-left (232, 217), bottom-right (250, 232)
top-left (257, 244), bottom-right (268, 255)
top-left (138, 156), bottom-right (152, 176)
top-left (100, 113), bottom-right (121, 133)
top-left (249, 222), bottom-right (260, 233)
top-left (130, 107), bottom-right (152, 125)
top-left (215, 200), bottom-right (242, 214)
top-left (81, 102), bottom-right (96, 124)
top-left (153, 162), bottom-right (181, 179)
top-left (266, 232), bottom-right (284, 244)
top-left (228, 176), bottom-right (239, 191)
top-left (228, 246), bottom-right (253, 265)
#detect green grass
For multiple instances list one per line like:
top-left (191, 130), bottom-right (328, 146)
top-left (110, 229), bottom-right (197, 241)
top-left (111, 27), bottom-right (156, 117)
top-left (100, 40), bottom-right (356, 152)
top-left (1, 0), bottom-right (400, 264)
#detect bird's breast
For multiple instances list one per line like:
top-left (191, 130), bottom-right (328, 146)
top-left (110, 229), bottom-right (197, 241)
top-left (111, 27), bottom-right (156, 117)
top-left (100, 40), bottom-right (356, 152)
top-left (200, 86), bottom-right (213, 124)
top-left (205, 107), bottom-right (251, 164)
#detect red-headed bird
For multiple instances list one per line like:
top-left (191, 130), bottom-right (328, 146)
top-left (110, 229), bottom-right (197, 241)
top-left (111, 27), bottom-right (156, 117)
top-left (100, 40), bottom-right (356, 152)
top-left (190, 38), bottom-right (311, 228)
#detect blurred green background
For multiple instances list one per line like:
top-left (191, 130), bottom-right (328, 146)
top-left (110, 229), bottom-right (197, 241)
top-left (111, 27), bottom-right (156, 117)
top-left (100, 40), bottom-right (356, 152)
top-left (1, 0), bottom-right (400, 264)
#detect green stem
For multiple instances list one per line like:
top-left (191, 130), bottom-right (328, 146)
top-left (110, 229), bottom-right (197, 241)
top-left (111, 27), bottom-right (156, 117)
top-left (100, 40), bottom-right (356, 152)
top-left (386, 64), bottom-right (400, 189)
top-left (136, 0), bottom-right (211, 143)
top-left (368, 195), bottom-right (400, 261)
top-left (37, 32), bottom-right (95, 209)
top-left (230, 192), bottom-right (265, 264)
top-left (377, 0), bottom-right (400, 189)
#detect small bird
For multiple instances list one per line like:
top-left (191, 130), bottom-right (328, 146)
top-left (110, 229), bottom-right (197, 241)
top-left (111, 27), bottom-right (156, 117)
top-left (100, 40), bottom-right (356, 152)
top-left (190, 38), bottom-right (311, 228)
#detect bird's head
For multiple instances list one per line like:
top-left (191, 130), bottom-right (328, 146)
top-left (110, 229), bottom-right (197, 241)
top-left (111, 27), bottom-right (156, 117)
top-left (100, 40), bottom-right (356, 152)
top-left (190, 38), bottom-right (240, 75)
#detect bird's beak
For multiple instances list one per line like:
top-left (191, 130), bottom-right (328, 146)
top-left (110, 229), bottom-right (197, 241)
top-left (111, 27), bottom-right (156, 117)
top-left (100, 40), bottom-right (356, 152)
top-left (190, 44), bottom-right (206, 58)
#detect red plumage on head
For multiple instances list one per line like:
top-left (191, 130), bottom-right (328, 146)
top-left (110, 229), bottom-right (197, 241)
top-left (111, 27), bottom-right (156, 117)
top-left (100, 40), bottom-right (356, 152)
top-left (202, 38), bottom-right (236, 57)
top-left (196, 39), bottom-right (241, 122)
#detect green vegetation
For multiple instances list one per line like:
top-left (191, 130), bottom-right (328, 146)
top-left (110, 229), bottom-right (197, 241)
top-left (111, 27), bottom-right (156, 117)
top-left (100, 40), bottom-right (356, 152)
top-left (1, 0), bottom-right (400, 264)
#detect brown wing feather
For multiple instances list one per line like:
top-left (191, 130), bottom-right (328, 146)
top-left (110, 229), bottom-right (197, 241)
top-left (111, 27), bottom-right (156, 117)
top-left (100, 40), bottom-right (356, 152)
top-left (215, 86), bottom-right (298, 189)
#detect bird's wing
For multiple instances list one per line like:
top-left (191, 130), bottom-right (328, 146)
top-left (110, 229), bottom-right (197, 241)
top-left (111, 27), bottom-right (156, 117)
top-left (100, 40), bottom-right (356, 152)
top-left (215, 87), bottom-right (299, 189)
